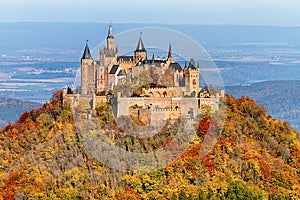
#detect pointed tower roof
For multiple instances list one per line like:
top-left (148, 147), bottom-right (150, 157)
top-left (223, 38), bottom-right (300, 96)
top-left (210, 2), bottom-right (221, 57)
top-left (188, 58), bottom-right (196, 69)
top-left (135, 32), bottom-right (146, 52)
top-left (107, 21), bottom-right (114, 39)
top-left (168, 42), bottom-right (172, 60)
top-left (81, 40), bottom-right (92, 59)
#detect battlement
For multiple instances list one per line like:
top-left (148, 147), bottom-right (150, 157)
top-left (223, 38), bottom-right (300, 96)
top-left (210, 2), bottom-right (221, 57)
top-left (151, 108), bottom-right (181, 113)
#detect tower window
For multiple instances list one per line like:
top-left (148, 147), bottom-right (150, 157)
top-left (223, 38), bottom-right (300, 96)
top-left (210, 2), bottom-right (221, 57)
top-left (193, 79), bottom-right (196, 85)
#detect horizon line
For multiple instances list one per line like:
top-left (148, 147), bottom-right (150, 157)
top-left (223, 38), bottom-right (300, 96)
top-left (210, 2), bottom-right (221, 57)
top-left (0, 20), bottom-right (300, 28)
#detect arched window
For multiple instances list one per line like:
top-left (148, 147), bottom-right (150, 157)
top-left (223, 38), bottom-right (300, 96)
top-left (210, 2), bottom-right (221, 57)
top-left (193, 79), bottom-right (196, 85)
top-left (163, 91), bottom-right (167, 97)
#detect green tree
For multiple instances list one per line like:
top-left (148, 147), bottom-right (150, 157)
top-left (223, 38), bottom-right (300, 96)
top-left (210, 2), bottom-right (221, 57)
top-left (138, 70), bottom-right (153, 86)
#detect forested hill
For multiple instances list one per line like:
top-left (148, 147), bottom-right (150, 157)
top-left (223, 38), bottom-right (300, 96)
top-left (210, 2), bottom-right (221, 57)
top-left (0, 91), bottom-right (299, 199)
top-left (0, 98), bottom-right (41, 128)
top-left (226, 80), bottom-right (300, 130)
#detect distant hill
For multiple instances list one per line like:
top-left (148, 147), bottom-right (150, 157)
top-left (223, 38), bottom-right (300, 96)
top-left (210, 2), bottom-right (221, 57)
top-left (226, 80), bottom-right (300, 130)
top-left (0, 91), bottom-right (299, 199)
top-left (0, 98), bottom-right (41, 127)
top-left (215, 61), bottom-right (300, 86)
top-left (1, 22), bottom-right (300, 57)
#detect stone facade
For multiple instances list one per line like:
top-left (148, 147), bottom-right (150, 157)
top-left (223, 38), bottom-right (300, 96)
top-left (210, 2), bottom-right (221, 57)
top-left (64, 22), bottom-right (225, 126)
top-left (79, 23), bottom-right (200, 96)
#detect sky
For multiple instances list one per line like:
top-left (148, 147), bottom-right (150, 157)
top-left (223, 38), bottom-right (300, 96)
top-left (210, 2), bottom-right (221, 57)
top-left (0, 0), bottom-right (300, 26)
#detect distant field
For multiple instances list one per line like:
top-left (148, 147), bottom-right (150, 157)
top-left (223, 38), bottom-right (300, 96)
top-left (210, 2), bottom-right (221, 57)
top-left (0, 61), bottom-right (78, 102)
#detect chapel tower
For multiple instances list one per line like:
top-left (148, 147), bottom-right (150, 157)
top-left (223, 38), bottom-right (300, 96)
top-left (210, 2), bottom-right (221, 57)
top-left (184, 60), bottom-right (200, 96)
top-left (134, 33), bottom-right (147, 61)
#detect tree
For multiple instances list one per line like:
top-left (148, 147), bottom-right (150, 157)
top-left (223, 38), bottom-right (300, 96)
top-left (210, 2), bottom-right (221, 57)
top-left (159, 68), bottom-right (174, 87)
top-left (138, 70), bottom-right (153, 86)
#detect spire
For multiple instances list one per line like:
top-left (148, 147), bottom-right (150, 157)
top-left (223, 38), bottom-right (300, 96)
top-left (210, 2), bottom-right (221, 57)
top-left (168, 42), bottom-right (172, 60)
top-left (107, 20), bottom-right (114, 39)
top-left (188, 58), bottom-right (196, 69)
top-left (135, 32), bottom-right (146, 52)
top-left (81, 40), bottom-right (92, 60)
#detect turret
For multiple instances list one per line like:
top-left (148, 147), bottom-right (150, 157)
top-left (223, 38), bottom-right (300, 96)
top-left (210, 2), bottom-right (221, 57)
top-left (107, 21), bottom-right (114, 50)
top-left (184, 59), bottom-right (200, 95)
top-left (81, 40), bottom-right (92, 60)
top-left (134, 32), bottom-right (147, 61)
top-left (168, 42), bottom-right (173, 61)
top-left (81, 40), bottom-right (95, 95)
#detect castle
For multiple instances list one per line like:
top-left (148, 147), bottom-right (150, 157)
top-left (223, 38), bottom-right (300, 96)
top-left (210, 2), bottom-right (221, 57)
top-left (80, 22), bottom-right (201, 97)
top-left (64, 23), bottom-right (224, 126)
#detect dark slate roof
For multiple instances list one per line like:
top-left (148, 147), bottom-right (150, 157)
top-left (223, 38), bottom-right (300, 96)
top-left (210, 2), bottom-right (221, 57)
top-left (135, 59), bottom-right (150, 66)
top-left (188, 59), bottom-right (196, 69)
top-left (169, 63), bottom-right (182, 72)
top-left (117, 56), bottom-right (134, 62)
top-left (109, 65), bottom-right (119, 74)
top-left (107, 21), bottom-right (114, 38)
top-left (188, 63), bottom-right (197, 70)
top-left (168, 43), bottom-right (172, 59)
top-left (95, 61), bottom-right (101, 66)
top-left (135, 59), bottom-right (166, 67)
top-left (135, 35), bottom-right (146, 52)
top-left (81, 41), bottom-right (92, 59)
top-left (117, 69), bottom-right (126, 77)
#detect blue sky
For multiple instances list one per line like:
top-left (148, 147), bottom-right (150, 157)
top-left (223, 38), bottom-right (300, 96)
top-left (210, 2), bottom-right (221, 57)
top-left (0, 0), bottom-right (300, 26)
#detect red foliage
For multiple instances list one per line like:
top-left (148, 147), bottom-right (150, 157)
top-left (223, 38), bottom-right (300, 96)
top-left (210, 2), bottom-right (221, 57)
top-left (50, 90), bottom-right (63, 106)
top-left (8, 129), bottom-right (17, 139)
top-left (197, 116), bottom-right (211, 136)
top-left (2, 123), bottom-right (14, 133)
top-left (17, 112), bottom-right (30, 124)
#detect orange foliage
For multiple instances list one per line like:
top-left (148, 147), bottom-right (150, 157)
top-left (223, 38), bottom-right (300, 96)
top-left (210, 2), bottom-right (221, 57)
top-left (0, 171), bottom-right (28, 200)
top-left (202, 155), bottom-right (215, 176)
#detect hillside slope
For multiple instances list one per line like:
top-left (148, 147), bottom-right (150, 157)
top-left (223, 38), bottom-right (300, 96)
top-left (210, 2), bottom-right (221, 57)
top-left (0, 91), bottom-right (299, 199)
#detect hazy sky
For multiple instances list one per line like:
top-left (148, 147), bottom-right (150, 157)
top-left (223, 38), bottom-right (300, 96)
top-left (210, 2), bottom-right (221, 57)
top-left (0, 0), bottom-right (300, 26)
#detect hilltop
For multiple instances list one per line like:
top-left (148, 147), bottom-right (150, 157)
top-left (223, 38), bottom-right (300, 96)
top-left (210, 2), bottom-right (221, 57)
top-left (0, 91), bottom-right (299, 199)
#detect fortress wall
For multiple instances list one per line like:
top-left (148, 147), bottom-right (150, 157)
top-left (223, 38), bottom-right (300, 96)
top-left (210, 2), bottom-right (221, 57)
top-left (143, 87), bottom-right (184, 97)
top-left (129, 108), bottom-right (150, 125)
top-left (200, 97), bottom-right (219, 111)
top-left (180, 98), bottom-right (199, 118)
top-left (63, 94), bottom-right (75, 106)
top-left (150, 110), bottom-right (168, 126)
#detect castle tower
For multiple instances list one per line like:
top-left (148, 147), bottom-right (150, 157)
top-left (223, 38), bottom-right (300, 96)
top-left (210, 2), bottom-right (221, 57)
top-left (168, 43), bottom-right (173, 61)
top-left (166, 42), bottom-right (174, 66)
top-left (184, 59), bottom-right (200, 96)
top-left (81, 40), bottom-right (95, 95)
top-left (107, 21), bottom-right (115, 50)
top-left (134, 33), bottom-right (147, 61)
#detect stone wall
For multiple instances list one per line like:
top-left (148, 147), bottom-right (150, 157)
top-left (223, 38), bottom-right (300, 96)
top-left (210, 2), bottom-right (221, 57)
top-left (200, 97), bottom-right (219, 111)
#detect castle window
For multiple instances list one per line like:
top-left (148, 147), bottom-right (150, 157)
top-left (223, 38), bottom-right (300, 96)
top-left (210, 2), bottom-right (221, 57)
top-left (193, 79), bottom-right (196, 85)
